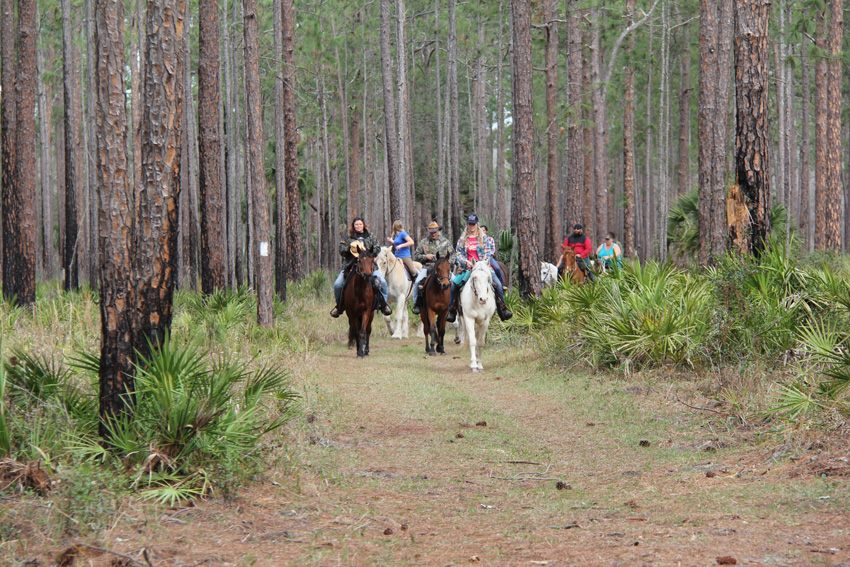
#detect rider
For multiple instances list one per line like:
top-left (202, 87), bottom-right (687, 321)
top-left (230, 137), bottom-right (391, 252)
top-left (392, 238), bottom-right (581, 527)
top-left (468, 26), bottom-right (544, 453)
top-left (557, 223), bottom-right (596, 282)
top-left (330, 217), bottom-right (392, 318)
top-left (411, 220), bottom-right (454, 315)
top-left (596, 231), bottom-right (623, 271)
top-left (479, 224), bottom-right (506, 288)
top-left (386, 219), bottom-right (418, 280)
top-left (446, 214), bottom-right (513, 323)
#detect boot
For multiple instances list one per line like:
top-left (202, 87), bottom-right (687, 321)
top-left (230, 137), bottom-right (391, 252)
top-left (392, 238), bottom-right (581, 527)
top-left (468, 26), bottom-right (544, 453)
top-left (411, 285), bottom-right (424, 315)
top-left (446, 284), bottom-right (459, 323)
top-left (373, 287), bottom-right (392, 316)
top-left (330, 302), bottom-right (343, 318)
top-left (494, 291), bottom-right (513, 321)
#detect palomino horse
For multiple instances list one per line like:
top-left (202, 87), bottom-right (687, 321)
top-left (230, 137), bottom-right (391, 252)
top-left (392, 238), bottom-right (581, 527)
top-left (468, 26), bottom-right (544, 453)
top-left (460, 261), bottom-right (496, 372)
top-left (559, 247), bottom-right (586, 284)
top-left (376, 247), bottom-right (420, 339)
top-left (342, 253), bottom-right (377, 357)
top-left (420, 255), bottom-right (451, 355)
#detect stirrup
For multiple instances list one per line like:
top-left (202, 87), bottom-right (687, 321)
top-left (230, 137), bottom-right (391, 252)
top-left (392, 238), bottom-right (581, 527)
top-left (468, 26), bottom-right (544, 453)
top-left (446, 309), bottom-right (457, 323)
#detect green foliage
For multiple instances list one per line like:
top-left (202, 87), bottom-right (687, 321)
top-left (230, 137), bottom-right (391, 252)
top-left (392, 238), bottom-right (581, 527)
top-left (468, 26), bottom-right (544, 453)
top-left (0, 342), bottom-right (9, 457)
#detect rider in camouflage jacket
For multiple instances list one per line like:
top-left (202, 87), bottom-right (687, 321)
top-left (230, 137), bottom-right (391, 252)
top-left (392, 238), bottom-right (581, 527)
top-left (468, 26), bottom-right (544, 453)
top-left (411, 221), bottom-right (454, 314)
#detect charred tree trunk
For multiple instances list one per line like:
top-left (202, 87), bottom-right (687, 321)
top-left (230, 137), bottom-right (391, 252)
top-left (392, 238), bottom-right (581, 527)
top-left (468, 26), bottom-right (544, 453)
top-left (61, 0), bottom-right (82, 290)
top-left (94, 0), bottom-right (135, 435)
top-left (733, 0), bottom-right (771, 254)
top-left (4, 0), bottom-right (37, 305)
top-left (511, 0), bottom-right (541, 298)
top-left (243, 0), bottom-right (273, 324)
top-left (134, 0), bottom-right (186, 360)
top-left (198, 0), bottom-right (226, 293)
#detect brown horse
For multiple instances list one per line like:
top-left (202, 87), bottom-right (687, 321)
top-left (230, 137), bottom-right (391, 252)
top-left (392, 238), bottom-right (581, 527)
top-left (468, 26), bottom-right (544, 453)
top-left (420, 255), bottom-right (451, 355)
top-left (342, 253), bottom-right (377, 357)
top-left (559, 247), bottom-right (586, 284)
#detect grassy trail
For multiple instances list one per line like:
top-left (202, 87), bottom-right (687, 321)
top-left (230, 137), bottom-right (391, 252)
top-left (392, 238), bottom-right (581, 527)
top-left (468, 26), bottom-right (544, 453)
top-left (87, 325), bottom-right (850, 566)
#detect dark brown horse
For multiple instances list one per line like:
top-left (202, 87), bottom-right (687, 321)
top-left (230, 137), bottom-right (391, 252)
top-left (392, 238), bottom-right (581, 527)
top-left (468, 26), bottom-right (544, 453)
top-left (559, 247), bottom-right (586, 284)
top-left (420, 255), bottom-right (451, 355)
top-left (343, 253), bottom-right (377, 357)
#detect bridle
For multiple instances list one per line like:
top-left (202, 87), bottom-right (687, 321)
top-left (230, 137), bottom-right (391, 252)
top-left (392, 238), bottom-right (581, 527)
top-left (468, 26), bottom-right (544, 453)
top-left (471, 266), bottom-right (490, 304)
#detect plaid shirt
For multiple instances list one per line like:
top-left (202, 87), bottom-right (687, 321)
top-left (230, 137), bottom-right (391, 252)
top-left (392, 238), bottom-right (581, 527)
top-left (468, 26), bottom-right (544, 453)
top-left (455, 233), bottom-right (496, 269)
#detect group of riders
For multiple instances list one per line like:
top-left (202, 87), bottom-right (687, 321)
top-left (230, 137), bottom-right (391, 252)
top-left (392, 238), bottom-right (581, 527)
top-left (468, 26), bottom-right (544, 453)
top-left (329, 215), bottom-right (623, 323)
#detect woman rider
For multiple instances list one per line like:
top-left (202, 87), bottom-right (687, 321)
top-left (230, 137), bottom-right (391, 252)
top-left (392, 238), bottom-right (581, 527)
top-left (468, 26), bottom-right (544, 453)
top-left (330, 217), bottom-right (392, 318)
top-left (446, 214), bottom-right (513, 322)
top-left (386, 219), bottom-right (418, 280)
top-left (596, 231), bottom-right (623, 271)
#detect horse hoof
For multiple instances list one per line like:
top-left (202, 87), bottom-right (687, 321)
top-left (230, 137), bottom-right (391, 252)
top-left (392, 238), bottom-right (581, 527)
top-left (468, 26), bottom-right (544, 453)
top-left (454, 337), bottom-right (461, 344)
top-left (428, 351), bottom-right (436, 357)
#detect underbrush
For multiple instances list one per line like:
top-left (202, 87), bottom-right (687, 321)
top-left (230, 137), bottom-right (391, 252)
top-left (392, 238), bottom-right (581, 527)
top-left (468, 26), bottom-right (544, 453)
top-left (506, 242), bottom-right (850, 431)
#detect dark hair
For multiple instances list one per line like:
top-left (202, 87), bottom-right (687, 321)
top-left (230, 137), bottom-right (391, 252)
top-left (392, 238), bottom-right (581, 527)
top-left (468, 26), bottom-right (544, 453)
top-left (606, 232), bottom-right (616, 240)
top-left (573, 223), bottom-right (583, 230)
top-left (349, 216), bottom-right (369, 237)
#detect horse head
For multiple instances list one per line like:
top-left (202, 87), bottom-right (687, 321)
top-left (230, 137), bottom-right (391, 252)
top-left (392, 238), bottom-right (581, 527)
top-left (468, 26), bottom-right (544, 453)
top-left (376, 246), bottom-right (394, 272)
top-left (433, 253), bottom-right (451, 289)
top-left (562, 247), bottom-right (577, 271)
top-left (469, 261), bottom-right (493, 306)
top-left (355, 253), bottom-right (376, 278)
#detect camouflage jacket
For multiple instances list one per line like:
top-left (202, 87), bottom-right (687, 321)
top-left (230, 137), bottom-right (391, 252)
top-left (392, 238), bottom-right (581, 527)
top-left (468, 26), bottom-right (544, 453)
top-left (413, 234), bottom-right (454, 266)
top-left (338, 231), bottom-right (381, 267)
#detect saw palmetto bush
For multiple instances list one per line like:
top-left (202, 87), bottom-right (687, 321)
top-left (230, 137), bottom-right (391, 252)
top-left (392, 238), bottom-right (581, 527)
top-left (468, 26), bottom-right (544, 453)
top-left (174, 287), bottom-right (256, 343)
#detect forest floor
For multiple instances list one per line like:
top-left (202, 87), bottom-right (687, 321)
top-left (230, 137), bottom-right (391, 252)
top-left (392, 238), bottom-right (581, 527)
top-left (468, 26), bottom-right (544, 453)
top-left (6, 312), bottom-right (850, 566)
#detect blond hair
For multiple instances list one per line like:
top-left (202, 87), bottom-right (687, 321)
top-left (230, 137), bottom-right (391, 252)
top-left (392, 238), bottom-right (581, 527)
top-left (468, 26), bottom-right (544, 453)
top-left (391, 219), bottom-right (404, 235)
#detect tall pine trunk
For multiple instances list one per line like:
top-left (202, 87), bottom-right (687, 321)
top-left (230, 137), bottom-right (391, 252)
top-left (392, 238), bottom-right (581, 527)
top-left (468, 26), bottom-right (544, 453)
top-left (134, 0), bottom-right (186, 360)
top-left (565, 0), bottom-right (583, 236)
top-left (733, 0), bottom-right (771, 254)
top-left (511, 0), bottom-right (541, 298)
top-left (622, 0), bottom-right (636, 258)
top-left (61, 0), bottom-right (82, 290)
top-left (823, 0), bottom-right (842, 249)
top-left (282, 0), bottom-right (302, 281)
top-left (244, 0), bottom-right (273, 324)
top-left (1, 0), bottom-right (16, 284)
top-left (379, 0), bottom-right (401, 223)
top-left (544, 0), bottom-right (560, 261)
top-left (4, 0), bottom-right (37, 305)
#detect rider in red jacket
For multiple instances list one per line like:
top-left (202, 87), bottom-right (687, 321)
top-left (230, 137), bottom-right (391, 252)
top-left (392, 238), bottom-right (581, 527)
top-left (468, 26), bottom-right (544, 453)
top-left (558, 223), bottom-right (596, 281)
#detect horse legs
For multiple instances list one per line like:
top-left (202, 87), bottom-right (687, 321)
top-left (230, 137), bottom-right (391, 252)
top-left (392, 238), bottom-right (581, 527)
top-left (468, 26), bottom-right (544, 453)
top-left (400, 295), bottom-right (410, 339)
top-left (436, 313), bottom-right (447, 354)
top-left (362, 309), bottom-right (374, 356)
top-left (390, 293), bottom-right (405, 339)
top-left (464, 315), bottom-right (481, 372)
top-left (422, 310), bottom-right (433, 354)
top-left (348, 319), bottom-right (357, 349)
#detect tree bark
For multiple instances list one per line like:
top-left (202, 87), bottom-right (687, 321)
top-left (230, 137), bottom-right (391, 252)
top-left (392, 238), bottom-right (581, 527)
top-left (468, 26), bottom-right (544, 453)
top-left (61, 0), bottom-right (82, 290)
top-left (272, 0), bottom-right (286, 299)
top-left (733, 0), bottom-right (771, 254)
top-left (395, 0), bottom-right (410, 221)
top-left (198, 0), bottom-right (226, 294)
top-left (676, 32), bottom-right (691, 197)
top-left (622, 0), bottom-right (636, 258)
top-left (85, 0), bottom-right (99, 288)
top-left (243, 0), bottom-right (273, 324)
top-left (379, 0), bottom-right (401, 224)
top-left (590, 7), bottom-right (608, 238)
top-left (134, 0), bottom-right (186, 360)
top-left (800, 38), bottom-right (812, 251)
top-left (565, 0), bottom-right (583, 236)
top-left (4, 0), bottom-right (37, 305)
top-left (37, 38), bottom-right (55, 280)
top-left (1, 0), bottom-right (15, 286)
top-left (448, 0), bottom-right (461, 238)
top-left (94, 0), bottom-right (135, 435)
top-left (511, 0), bottom-right (541, 298)
top-left (823, 0), bottom-right (842, 249)
top-left (544, 0), bottom-right (561, 261)
top-left (282, 0), bottom-right (302, 281)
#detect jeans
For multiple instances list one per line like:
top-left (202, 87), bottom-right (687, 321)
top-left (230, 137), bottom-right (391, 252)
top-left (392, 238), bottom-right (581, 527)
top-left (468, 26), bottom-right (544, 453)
top-left (576, 257), bottom-right (596, 281)
top-left (334, 268), bottom-right (389, 304)
top-left (489, 257), bottom-right (505, 287)
top-left (412, 268), bottom-right (429, 304)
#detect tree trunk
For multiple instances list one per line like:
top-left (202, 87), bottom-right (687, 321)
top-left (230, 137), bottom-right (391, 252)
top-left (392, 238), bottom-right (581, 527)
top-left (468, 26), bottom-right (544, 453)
top-left (4, 0), bottom-right (37, 305)
top-left (379, 0), bottom-right (401, 224)
top-left (134, 0), bottom-right (186, 360)
top-left (272, 0), bottom-right (286, 299)
top-left (198, 0), bottom-right (226, 294)
top-left (94, 0), bottom-right (135, 435)
top-left (543, 0), bottom-right (560, 261)
top-left (37, 39), bottom-right (55, 280)
top-left (448, 0), bottom-right (461, 239)
top-left (622, 0), bottom-right (636, 258)
top-left (395, 0), bottom-right (409, 221)
top-left (243, 0), bottom-right (273, 325)
top-left (800, 38), bottom-right (812, 251)
top-left (1, 0), bottom-right (16, 285)
top-left (733, 0), bottom-right (771, 254)
top-left (582, 19), bottom-right (595, 241)
top-left (590, 7), bottom-right (608, 238)
top-left (676, 33), bottom-right (691, 197)
top-left (85, 0), bottom-right (99, 288)
top-left (823, 0), bottom-right (842, 249)
top-left (511, 0), bottom-right (541, 298)
top-left (61, 0), bottom-right (82, 290)
top-left (565, 0), bottom-right (583, 236)
top-left (282, 0), bottom-right (302, 281)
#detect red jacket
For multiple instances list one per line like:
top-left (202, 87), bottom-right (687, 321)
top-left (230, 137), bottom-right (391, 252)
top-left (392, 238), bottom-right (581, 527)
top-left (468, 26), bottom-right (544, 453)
top-left (563, 235), bottom-right (592, 258)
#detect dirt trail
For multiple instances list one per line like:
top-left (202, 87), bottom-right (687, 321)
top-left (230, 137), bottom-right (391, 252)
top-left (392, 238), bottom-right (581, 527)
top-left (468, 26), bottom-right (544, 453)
top-left (61, 334), bottom-right (850, 565)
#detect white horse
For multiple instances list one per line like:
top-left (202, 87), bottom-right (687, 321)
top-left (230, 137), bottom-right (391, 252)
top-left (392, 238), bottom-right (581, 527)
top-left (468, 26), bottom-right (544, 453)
top-left (459, 261), bottom-right (496, 372)
top-left (540, 261), bottom-right (559, 288)
top-left (376, 247), bottom-right (417, 339)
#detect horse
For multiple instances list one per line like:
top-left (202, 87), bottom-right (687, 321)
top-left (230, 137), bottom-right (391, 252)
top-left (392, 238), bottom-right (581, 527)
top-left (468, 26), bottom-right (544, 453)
top-left (460, 261), bottom-right (497, 372)
top-left (540, 261), bottom-right (559, 288)
top-left (342, 253), bottom-right (377, 357)
top-left (420, 254), bottom-right (452, 355)
top-left (559, 247), bottom-right (586, 284)
top-left (376, 247), bottom-right (419, 339)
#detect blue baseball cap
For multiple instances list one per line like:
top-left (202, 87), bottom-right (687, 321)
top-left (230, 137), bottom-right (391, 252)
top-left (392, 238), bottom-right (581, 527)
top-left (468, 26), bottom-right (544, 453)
top-left (467, 213), bottom-right (479, 225)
